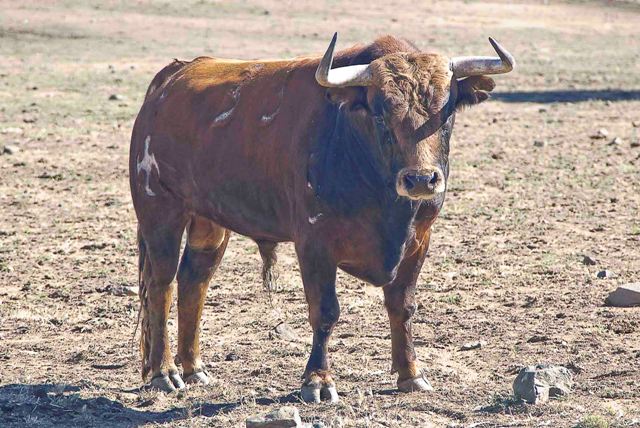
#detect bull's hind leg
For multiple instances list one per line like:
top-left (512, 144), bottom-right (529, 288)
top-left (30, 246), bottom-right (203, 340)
top-left (138, 214), bottom-right (187, 392)
top-left (296, 242), bottom-right (340, 403)
top-left (176, 216), bottom-right (229, 385)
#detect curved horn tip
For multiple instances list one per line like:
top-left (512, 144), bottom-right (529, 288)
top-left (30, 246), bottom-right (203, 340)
top-left (488, 37), bottom-right (516, 70)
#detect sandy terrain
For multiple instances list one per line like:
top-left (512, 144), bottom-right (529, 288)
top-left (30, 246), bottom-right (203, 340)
top-left (1, 1), bottom-right (639, 426)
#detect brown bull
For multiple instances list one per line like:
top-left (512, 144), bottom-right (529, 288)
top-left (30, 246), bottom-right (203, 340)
top-left (129, 33), bottom-right (515, 401)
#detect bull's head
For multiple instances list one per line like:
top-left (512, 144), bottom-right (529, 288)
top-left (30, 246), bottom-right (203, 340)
top-left (316, 34), bottom-right (515, 201)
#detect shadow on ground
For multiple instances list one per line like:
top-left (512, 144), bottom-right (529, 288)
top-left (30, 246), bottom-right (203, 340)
top-left (0, 383), bottom-right (300, 427)
top-left (493, 89), bottom-right (640, 103)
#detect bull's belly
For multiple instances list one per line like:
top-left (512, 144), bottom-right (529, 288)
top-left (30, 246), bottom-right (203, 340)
top-left (191, 181), bottom-right (294, 242)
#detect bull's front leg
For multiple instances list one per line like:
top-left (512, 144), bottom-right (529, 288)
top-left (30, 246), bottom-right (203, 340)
top-left (383, 227), bottom-right (433, 392)
top-left (296, 242), bottom-right (340, 403)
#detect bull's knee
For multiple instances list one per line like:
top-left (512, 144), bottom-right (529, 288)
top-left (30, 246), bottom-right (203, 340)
top-left (386, 301), bottom-right (417, 324)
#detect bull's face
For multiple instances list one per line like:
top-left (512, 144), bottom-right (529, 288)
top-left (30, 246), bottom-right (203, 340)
top-left (316, 34), bottom-right (514, 201)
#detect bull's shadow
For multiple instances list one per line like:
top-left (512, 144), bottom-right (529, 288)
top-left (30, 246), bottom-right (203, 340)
top-left (493, 89), bottom-right (640, 103)
top-left (0, 383), bottom-right (300, 427)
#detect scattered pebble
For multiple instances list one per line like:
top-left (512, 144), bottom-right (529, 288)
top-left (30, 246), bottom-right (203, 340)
top-left (108, 284), bottom-right (139, 297)
top-left (513, 364), bottom-right (573, 404)
top-left (108, 94), bottom-right (125, 101)
top-left (631, 140), bottom-right (640, 148)
top-left (533, 140), bottom-right (547, 148)
top-left (225, 352), bottom-right (240, 361)
top-left (460, 340), bottom-right (486, 351)
top-left (632, 121), bottom-right (639, 128)
top-left (606, 283), bottom-right (640, 307)
top-left (1, 127), bottom-right (24, 135)
top-left (609, 137), bottom-right (622, 146)
top-left (590, 128), bottom-right (608, 139)
top-left (269, 322), bottom-right (303, 343)
top-left (246, 406), bottom-right (302, 428)
top-left (2, 145), bottom-right (19, 155)
top-left (597, 270), bottom-right (613, 279)
top-left (538, 107), bottom-right (548, 113)
top-left (582, 255), bottom-right (597, 266)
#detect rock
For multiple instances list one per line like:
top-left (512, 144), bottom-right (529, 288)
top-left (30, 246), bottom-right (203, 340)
top-left (1, 127), bottom-right (23, 135)
top-left (108, 94), bottom-right (125, 101)
top-left (533, 140), bottom-right (547, 148)
top-left (460, 340), bottom-right (486, 351)
top-left (606, 283), bottom-right (640, 307)
top-left (582, 255), bottom-right (597, 266)
top-left (633, 121), bottom-right (639, 128)
top-left (108, 284), bottom-right (138, 297)
top-left (590, 128), bottom-right (608, 139)
top-left (538, 107), bottom-right (547, 113)
top-left (2, 145), bottom-right (19, 155)
top-left (631, 140), bottom-right (640, 148)
top-left (246, 406), bottom-right (302, 428)
top-left (597, 270), bottom-right (613, 279)
top-left (609, 137), bottom-right (622, 146)
top-left (270, 322), bottom-right (301, 343)
top-left (225, 352), bottom-right (240, 361)
top-left (513, 364), bottom-right (573, 404)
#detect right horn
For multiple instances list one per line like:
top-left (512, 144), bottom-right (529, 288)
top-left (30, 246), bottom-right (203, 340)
top-left (450, 37), bottom-right (516, 78)
top-left (315, 33), bottom-right (373, 88)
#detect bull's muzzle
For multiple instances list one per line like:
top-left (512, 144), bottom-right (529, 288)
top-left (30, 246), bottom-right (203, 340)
top-left (396, 167), bottom-right (445, 200)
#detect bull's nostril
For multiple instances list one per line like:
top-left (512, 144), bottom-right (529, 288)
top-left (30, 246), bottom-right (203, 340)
top-left (403, 174), bottom-right (416, 190)
top-left (429, 171), bottom-right (439, 185)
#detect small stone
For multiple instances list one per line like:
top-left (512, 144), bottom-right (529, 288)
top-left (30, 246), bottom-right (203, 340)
top-left (606, 283), bottom-right (640, 307)
top-left (597, 270), bottom-right (613, 279)
top-left (246, 406), bottom-right (302, 428)
top-left (225, 352), bottom-right (240, 361)
top-left (270, 322), bottom-right (302, 343)
top-left (1, 127), bottom-right (23, 135)
top-left (631, 140), bottom-right (640, 148)
top-left (538, 107), bottom-right (548, 113)
top-left (108, 284), bottom-right (138, 297)
top-left (109, 94), bottom-right (125, 101)
top-left (460, 340), bottom-right (486, 351)
top-left (582, 255), bottom-right (597, 266)
top-left (513, 364), bottom-right (573, 404)
top-left (533, 140), bottom-right (547, 148)
top-left (590, 128), bottom-right (608, 139)
top-left (632, 121), bottom-right (639, 128)
top-left (2, 145), bottom-right (19, 155)
top-left (609, 137), bottom-right (622, 146)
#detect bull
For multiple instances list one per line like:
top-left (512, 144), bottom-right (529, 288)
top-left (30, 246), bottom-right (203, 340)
top-left (129, 33), bottom-right (515, 401)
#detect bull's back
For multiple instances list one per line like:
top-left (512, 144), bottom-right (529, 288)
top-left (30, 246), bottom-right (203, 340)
top-left (131, 57), bottom-right (321, 241)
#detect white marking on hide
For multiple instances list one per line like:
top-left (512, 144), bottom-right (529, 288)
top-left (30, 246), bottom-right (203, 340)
top-left (308, 213), bottom-right (323, 224)
top-left (136, 136), bottom-right (160, 196)
top-left (260, 107), bottom-right (280, 124)
top-left (213, 86), bottom-right (241, 126)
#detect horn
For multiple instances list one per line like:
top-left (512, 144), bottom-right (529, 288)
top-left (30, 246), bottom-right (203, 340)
top-left (450, 37), bottom-right (516, 78)
top-left (315, 33), bottom-right (373, 88)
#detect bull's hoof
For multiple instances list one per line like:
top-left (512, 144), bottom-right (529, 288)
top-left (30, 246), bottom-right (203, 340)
top-left (184, 370), bottom-right (210, 386)
top-left (397, 373), bottom-right (434, 393)
top-left (301, 382), bottom-right (339, 404)
top-left (149, 373), bottom-right (185, 392)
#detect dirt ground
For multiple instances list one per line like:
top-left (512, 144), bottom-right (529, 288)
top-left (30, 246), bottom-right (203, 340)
top-left (1, 1), bottom-right (639, 427)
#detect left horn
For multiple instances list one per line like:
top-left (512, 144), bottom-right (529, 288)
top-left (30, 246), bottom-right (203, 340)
top-left (316, 33), bottom-right (373, 88)
top-left (450, 37), bottom-right (516, 78)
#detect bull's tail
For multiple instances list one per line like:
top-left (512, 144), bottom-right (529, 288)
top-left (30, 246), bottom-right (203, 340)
top-left (134, 227), bottom-right (151, 380)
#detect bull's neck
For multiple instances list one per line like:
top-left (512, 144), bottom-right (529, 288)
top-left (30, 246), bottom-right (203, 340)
top-left (308, 103), bottom-right (418, 219)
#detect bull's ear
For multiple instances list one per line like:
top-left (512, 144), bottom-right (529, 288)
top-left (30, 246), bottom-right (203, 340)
top-left (325, 87), bottom-right (367, 107)
top-left (456, 76), bottom-right (496, 110)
